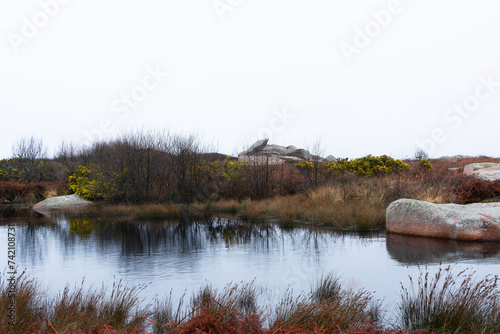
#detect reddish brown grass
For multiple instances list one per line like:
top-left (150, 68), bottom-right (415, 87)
top-left (455, 178), bottom-right (500, 204)
top-left (0, 181), bottom-right (67, 204)
top-left (12, 317), bottom-right (431, 334)
top-left (8, 268), bottom-right (495, 334)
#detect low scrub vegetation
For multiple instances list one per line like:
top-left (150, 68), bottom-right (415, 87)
top-left (2, 267), bottom-right (498, 333)
top-left (2, 132), bottom-right (499, 230)
top-left (0, 181), bottom-right (66, 205)
top-left (203, 164), bottom-right (496, 229)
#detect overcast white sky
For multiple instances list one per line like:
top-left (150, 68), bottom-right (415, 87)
top-left (1, 0), bottom-right (499, 159)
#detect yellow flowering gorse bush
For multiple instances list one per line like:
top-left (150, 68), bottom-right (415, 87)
top-left (0, 170), bottom-right (9, 181)
top-left (328, 155), bottom-right (410, 177)
top-left (68, 165), bottom-right (109, 200)
top-left (208, 156), bottom-right (248, 183)
top-left (297, 155), bottom-right (410, 178)
top-left (418, 158), bottom-right (433, 170)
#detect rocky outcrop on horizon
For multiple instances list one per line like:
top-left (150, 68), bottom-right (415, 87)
top-left (238, 139), bottom-right (336, 165)
top-left (386, 198), bottom-right (500, 241)
top-left (464, 162), bottom-right (500, 181)
top-left (439, 155), bottom-right (472, 160)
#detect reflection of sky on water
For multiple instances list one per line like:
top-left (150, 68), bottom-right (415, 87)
top-left (1, 214), bottom-right (499, 316)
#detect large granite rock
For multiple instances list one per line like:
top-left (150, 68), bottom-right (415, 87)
top-left (244, 138), bottom-right (269, 154)
top-left (238, 139), bottom-right (335, 166)
top-left (325, 155), bottom-right (337, 163)
top-left (265, 144), bottom-right (288, 155)
top-left (33, 194), bottom-right (93, 212)
top-left (464, 162), bottom-right (500, 181)
top-left (386, 198), bottom-right (500, 241)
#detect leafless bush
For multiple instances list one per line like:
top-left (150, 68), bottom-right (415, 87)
top-left (11, 137), bottom-right (48, 184)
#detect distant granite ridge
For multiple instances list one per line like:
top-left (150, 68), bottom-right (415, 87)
top-left (238, 138), bottom-right (336, 165)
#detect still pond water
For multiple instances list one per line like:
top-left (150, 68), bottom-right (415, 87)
top-left (1, 209), bottom-right (500, 315)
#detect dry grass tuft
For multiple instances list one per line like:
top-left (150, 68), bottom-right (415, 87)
top-left (153, 281), bottom-right (262, 334)
top-left (0, 272), bottom-right (150, 333)
top-left (240, 199), bottom-right (271, 222)
top-left (205, 199), bottom-right (242, 214)
top-left (135, 204), bottom-right (181, 220)
top-left (399, 265), bottom-right (500, 334)
top-left (83, 204), bottom-right (182, 220)
top-left (189, 281), bottom-right (259, 318)
top-left (270, 273), bottom-right (376, 332)
top-left (43, 188), bottom-right (59, 199)
top-left (96, 204), bottom-right (138, 217)
top-left (0, 271), bottom-right (43, 333)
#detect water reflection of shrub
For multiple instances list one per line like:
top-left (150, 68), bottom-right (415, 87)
top-left (69, 217), bottom-right (93, 238)
top-left (64, 216), bottom-right (279, 254)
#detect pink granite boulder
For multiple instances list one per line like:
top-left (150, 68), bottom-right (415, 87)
top-left (464, 163), bottom-right (500, 181)
top-left (33, 194), bottom-right (92, 213)
top-left (386, 199), bottom-right (500, 241)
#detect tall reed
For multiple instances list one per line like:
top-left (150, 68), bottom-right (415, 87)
top-left (0, 271), bottom-right (43, 333)
top-left (398, 265), bottom-right (500, 333)
top-left (0, 272), bottom-right (150, 333)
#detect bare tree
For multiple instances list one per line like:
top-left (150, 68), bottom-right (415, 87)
top-left (54, 141), bottom-right (82, 180)
top-left (164, 133), bottom-right (204, 203)
top-left (414, 149), bottom-right (429, 160)
top-left (56, 141), bottom-right (80, 164)
top-left (304, 137), bottom-right (326, 187)
top-left (11, 137), bottom-right (48, 184)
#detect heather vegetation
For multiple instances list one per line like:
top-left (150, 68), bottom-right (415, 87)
top-left (1, 267), bottom-right (498, 333)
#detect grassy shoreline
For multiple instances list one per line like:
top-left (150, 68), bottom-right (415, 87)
top-left (1, 266), bottom-right (498, 333)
